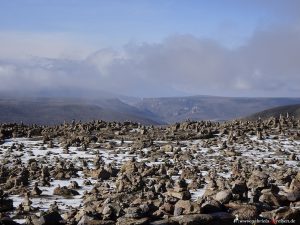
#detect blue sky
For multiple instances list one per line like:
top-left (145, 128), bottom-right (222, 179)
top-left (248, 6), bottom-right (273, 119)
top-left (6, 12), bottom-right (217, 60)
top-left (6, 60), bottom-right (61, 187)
top-left (0, 0), bottom-right (278, 47)
top-left (0, 0), bottom-right (299, 97)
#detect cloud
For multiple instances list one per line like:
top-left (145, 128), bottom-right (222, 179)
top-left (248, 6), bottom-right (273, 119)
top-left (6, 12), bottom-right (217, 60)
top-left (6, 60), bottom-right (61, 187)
top-left (0, 31), bottom-right (94, 60)
top-left (0, 25), bottom-right (300, 97)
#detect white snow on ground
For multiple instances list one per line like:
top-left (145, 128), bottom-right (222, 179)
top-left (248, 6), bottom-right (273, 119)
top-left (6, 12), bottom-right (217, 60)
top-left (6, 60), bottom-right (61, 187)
top-left (1, 134), bottom-right (300, 223)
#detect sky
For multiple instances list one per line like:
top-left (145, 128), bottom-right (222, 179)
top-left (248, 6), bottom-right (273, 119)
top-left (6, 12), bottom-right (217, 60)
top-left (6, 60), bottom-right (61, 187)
top-left (0, 0), bottom-right (300, 98)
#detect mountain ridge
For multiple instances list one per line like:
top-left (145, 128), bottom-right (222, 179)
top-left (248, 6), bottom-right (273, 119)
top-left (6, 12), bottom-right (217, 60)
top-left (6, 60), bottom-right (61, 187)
top-left (135, 96), bottom-right (300, 123)
top-left (1, 95), bottom-right (300, 125)
top-left (0, 97), bottom-right (164, 125)
top-left (244, 104), bottom-right (300, 121)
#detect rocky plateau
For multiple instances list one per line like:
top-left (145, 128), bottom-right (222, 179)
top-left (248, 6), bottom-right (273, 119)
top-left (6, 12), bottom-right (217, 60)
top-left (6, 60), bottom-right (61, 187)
top-left (0, 115), bottom-right (299, 224)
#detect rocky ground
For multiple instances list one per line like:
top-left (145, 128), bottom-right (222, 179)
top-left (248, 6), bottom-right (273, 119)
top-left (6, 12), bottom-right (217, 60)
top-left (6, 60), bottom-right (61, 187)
top-left (0, 115), bottom-right (299, 225)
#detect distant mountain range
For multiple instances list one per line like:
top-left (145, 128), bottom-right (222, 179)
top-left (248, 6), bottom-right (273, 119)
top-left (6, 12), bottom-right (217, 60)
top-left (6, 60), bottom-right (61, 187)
top-left (134, 96), bottom-right (300, 123)
top-left (1, 95), bottom-right (300, 125)
top-left (244, 104), bottom-right (300, 121)
top-left (0, 97), bottom-right (162, 125)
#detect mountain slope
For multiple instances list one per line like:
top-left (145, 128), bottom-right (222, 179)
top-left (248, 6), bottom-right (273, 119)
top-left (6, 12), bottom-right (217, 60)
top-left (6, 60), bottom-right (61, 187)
top-left (2, 95), bottom-right (300, 125)
top-left (0, 97), bottom-right (164, 125)
top-left (244, 104), bottom-right (300, 120)
top-left (135, 96), bottom-right (300, 123)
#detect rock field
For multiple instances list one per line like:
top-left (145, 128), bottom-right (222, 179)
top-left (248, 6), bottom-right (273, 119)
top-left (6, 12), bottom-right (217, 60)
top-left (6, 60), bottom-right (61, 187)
top-left (0, 115), bottom-right (299, 224)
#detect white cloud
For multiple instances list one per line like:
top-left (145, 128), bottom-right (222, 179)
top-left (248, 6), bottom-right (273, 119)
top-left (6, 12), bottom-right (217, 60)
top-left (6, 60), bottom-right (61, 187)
top-left (0, 31), bottom-right (95, 60)
top-left (86, 48), bottom-right (127, 77)
top-left (0, 26), bottom-right (300, 97)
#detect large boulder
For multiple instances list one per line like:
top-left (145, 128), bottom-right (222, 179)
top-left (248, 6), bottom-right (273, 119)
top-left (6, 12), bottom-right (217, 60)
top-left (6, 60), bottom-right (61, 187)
top-left (261, 207), bottom-right (300, 221)
top-left (215, 190), bottom-right (232, 204)
top-left (170, 212), bottom-right (234, 225)
top-left (168, 190), bottom-right (191, 200)
top-left (0, 217), bottom-right (20, 225)
top-left (230, 205), bottom-right (259, 220)
top-left (247, 171), bottom-right (268, 189)
top-left (120, 161), bottom-right (138, 174)
top-left (174, 200), bottom-right (201, 215)
top-left (53, 186), bottom-right (79, 196)
top-left (30, 211), bottom-right (64, 225)
top-left (116, 217), bottom-right (149, 225)
top-left (200, 200), bottom-right (223, 214)
top-left (91, 168), bottom-right (111, 180)
top-left (0, 189), bottom-right (13, 212)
